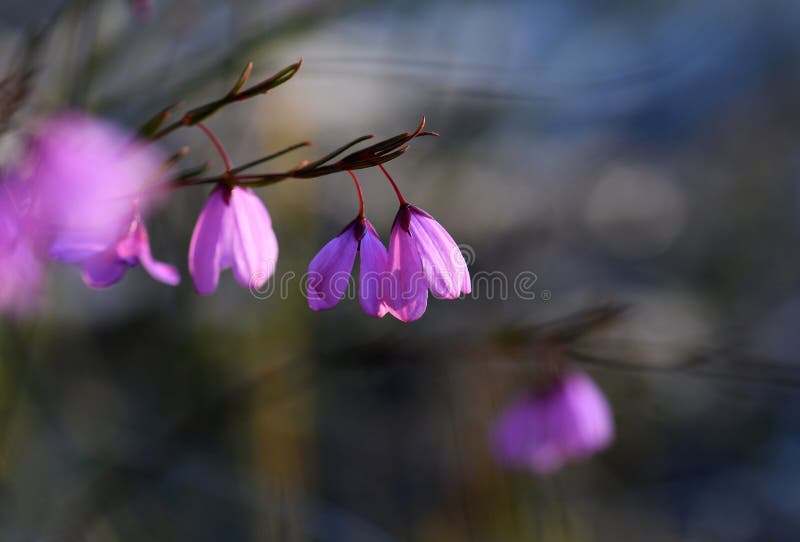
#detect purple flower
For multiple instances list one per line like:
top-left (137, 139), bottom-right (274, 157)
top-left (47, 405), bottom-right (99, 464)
top-left (189, 185), bottom-right (278, 295)
top-left (385, 204), bottom-right (471, 322)
top-left (0, 176), bottom-right (45, 314)
top-left (307, 216), bottom-right (389, 317)
top-left (68, 215), bottom-right (180, 289)
top-left (491, 371), bottom-right (614, 475)
top-left (25, 112), bottom-right (167, 260)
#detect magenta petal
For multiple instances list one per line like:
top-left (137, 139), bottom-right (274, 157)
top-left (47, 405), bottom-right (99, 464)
top-left (491, 371), bottom-right (614, 476)
top-left (229, 188), bottom-right (279, 289)
top-left (407, 207), bottom-right (468, 299)
top-left (31, 113), bottom-right (166, 252)
top-left (188, 188), bottom-right (227, 295)
top-left (81, 250), bottom-right (128, 288)
top-left (139, 253), bottom-right (180, 286)
top-left (385, 218), bottom-right (427, 322)
top-left (358, 221), bottom-right (389, 318)
top-left (49, 233), bottom-right (109, 263)
top-left (558, 372), bottom-right (614, 458)
top-left (307, 222), bottom-right (358, 311)
top-left (0, 241), bottom-right (44, 314)
top-left (128, 222), bottom-right (180, 286)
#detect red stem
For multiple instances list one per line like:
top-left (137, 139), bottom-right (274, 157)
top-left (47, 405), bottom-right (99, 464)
top-left (348, 170), bottom-right (365, 217)
top-left (378, 164), bottom-right (406, 205)
top-left (197, 122), bottom-right (233, 172)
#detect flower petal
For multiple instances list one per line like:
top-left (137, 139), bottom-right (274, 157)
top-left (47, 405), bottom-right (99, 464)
top-left (358, 221), bottom-right (390, 318)
top-left (81, 250), bottom-right (127, 288)
top-left (307, 222), bottom-right (358, 311)
top-left (385, 218), bottom-right (427, 322)
top-left (559, 372), bottom-right (614, 459)
top-left (49, 235), bottom-right (109, 263)
top-left (407, 206), bottom-right (469, 299)
top-left (188, 187), bottom-right (227, 295)
top-left (230, 188), bottom-right (279, 289)
top-left (129, 221), bottom-right (180, 286)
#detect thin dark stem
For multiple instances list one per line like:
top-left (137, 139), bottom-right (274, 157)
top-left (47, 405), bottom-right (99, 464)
top-left (348, 170), bottom-right (365, 217)
top-left (196, 122), bottom-right (232, 172)
top-left (378, 164), bottom-right (406, 205)
top-left (229, 141), bottom-right (311, 174)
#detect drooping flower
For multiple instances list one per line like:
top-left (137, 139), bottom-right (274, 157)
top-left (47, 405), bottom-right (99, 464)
top-left (376, 165), bottom-right (470, 322)
top-left (189, 185), bottom-right (278, 295)
top-left (307, 216), bottom-right (389, 317)
top-left (491, 371), bottom-right (614, 475)
top-left (25, 112), bottom-right (167, 260)
top-left (386, 204), bottom-right (472, 321)
top-left (50, 213), bottom-right (180, 289)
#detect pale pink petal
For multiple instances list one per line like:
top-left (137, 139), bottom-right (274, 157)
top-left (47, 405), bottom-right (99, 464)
top-left (385, 216), bottom-right (427, 322)
top-left (358, 221), bottom-right (389, 318)
top-left (188, 187), bottom-right (228, 295)
top-left (229, 188), bottom-right (279, 289)
top-left (307, 222), bottom-right (358, 311)
top-left (81, 250), bottom-right (128, 288)
top-left (30, 113), bottom-right (166, 252)
top-left (407, 206), bottom-right (468, 299)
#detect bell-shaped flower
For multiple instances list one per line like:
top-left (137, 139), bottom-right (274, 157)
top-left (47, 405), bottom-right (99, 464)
top-left (385, 204), bottom-right (471, 322)
top-left (491, 371), bottom-right (614, 475)
top-left (189, 185), bottom-right (278, 295)
top-left (55, 214), bottom-right (180, 289)
top-left (25, 112), bottom-right (167, 260)
top-left (307, 216), bottom-right (389, 317)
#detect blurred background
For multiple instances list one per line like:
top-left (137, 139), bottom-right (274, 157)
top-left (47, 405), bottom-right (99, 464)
top-left (2, 0), bottom-right (800, 540)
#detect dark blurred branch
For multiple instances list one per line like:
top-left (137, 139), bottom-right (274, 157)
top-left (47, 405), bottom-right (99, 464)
top-left (148, 60), bottom-right (302, 140)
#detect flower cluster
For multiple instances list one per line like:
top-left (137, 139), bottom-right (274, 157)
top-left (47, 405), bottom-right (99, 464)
top-left (307, 167), bottom-right (470, 322)
top-left (491, 370), bottom-right (614, 475)
top-left (0, 61), bottom-right (468, 321)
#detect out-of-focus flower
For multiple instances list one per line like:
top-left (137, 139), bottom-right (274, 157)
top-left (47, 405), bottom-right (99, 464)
top-left (53, 214), bottom-right (180, 289)
top-left (25, 112), bottom-right (166, 261)
top-left (0, 176), bottom-right (45, 314)
top-left (491, 371), bottom-right (614, 475)
top-left (385, 204), bottom-right (471, 322)
top-left (307, 216), bottom-right (389, 317)
top-left (130, 0), bottom-right (153, 18)
top-left (189, 185), bottom-right (278, 295)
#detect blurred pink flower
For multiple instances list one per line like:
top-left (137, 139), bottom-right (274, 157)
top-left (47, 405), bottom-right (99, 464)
top-left (25, 112), bottom-right (167, 262)
top-left (385, 204), bottom-right (471, 322)
top-left (491, 371), bottom-right (614, 475)
top-left (307, 216), bottom-right (389, 317)
top-left (189, 185), bottom-right (278, 295)
top-left (64, 214), bottom-right (180, 289)
top-left (0, 176), bottom-right (45, 314)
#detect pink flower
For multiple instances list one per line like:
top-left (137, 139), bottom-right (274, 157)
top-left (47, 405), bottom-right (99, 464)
top-left (307, 217), bottom-right (389, 317)
top-left (491, 371), bottom-right (614, 475)
top-left (385, 204), bottom-right (471, 322)
top-left (60, 214), bottom-right (180, 289)
top-left (0, 176), bottom-right (45, 314)
top-left (25, 112), bottom-right (167, 260)
top-left (189, 185), bottom-right (278, 295)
